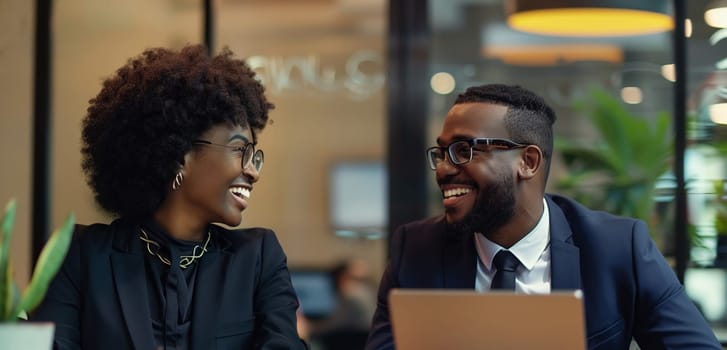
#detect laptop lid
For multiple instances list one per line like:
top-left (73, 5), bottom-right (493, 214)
top-left (389, 289), bottom-right (586, 350)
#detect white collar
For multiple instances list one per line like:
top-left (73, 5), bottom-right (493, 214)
top-left (476, 198), bottom-right (550, 272)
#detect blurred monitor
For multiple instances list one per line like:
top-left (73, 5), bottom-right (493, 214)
top-left (330, 161), bottom-right (387, 239)
top-left (289, 269), bottom-right (338, 320)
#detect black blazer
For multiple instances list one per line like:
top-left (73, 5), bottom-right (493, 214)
top-left (30, 219), bottom-right (306, 350)
top-left (366, 194), bottom-right (721, 350)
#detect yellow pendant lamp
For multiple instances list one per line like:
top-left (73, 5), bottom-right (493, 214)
top-left (505, 0), bottom-right (674, 37)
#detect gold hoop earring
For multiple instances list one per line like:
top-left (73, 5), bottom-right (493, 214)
top-left (172, 171), bottom-right (184, 191)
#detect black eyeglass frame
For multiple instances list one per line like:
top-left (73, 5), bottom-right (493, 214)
top-left (193, 139), bottom-right (264, 172)
top-left (426, 137), bottom-right (529, 170)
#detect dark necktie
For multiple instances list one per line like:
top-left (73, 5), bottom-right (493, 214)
top-left (491, 250), bottom-right (520, 291)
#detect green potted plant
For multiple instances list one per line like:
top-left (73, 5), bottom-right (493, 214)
top-left (555, 88), bottom-right (673, 248)
top-left (0, 199), bottom-right (74, 349)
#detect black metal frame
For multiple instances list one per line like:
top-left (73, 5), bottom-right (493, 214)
top-left (386, 0), bottom-right (431, 246)
top-left (31, 0), bottom-right (52, 265)
top-left (204, 0), bottom-right (214, 54)
top-left (672, 0), bottom-right (689, 283)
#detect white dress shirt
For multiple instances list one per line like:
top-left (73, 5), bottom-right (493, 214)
top-left (474, 198), bottom-right (551, 294)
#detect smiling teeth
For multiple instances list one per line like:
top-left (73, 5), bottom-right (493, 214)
top-left (230, 187), bottom-right (251, 199)
top-left (443, 188), bottom-right (471, 199)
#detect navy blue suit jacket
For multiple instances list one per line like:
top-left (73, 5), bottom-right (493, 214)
top-left (366, 195), bottom-right (721, 349)
top-left (29, 220), bottom-right (305, 350)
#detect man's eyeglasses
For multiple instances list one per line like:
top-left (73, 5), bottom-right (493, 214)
top-left (426, 138), bottom-right (528, 170)
top-left (194, 140), bottom-right (264, 173)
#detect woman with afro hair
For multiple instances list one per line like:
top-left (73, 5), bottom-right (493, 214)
top-left (30, 44), bottom-right (307, 350)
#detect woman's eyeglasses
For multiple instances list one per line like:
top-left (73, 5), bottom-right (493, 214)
top-left (194, 140), bottom-right (264, 173)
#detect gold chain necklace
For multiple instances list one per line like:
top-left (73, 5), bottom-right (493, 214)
top-left (139, 228), bottom-right (211, 269)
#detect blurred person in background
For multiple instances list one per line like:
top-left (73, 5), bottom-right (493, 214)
top-left (309, 258), bottom-right (376, 350)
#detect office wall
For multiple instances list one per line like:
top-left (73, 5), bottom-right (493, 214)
top-left (0, 0), bottom-right (34, 288)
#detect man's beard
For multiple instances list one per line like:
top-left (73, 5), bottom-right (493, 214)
top-left (448, 174), bottom-right (516, 236)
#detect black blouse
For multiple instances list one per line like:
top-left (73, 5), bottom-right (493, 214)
top-left (141, 220), bottom-right (212, 350)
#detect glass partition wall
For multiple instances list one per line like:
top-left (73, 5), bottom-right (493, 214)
top-left (684, 0), bottom-right (727, 340)
top-left (424, 0), bottom-right (675, 249)
top-left (216, 0), bottom-right (388, 276)
top-left (426, 1), bottom-right (675, 231)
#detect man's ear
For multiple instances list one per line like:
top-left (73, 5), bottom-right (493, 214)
top-left (517, 145), bottom-right (542, 180)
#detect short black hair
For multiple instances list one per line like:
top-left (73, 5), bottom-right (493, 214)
top-left (81, 44), bottom-right (273, 219)
top-left (454, 84), bottom-right (556, 177)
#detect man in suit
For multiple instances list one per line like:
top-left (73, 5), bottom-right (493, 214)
top-left (365, 84), bottom-right (721, 349)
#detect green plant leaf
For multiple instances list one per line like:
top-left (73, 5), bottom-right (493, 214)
top-left (5, 273), bottom-right (20, 322)
top-left (0, 199), bottom-right (16, 321)
top-left (555, 89), bottom-right (673, 241)
top-left (17, 213), bottom-right (75, 316)
top-left (559, 146), bottom-right (622, 176)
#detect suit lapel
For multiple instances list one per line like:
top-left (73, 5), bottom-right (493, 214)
top-left (442, 223), bottom-right (477, 289)
top-left (110, 228), bottom-right (156, 350)
top-left (189, 242), bottom-right (229, 349)
top-left (550, 239), bottom-right (581, 290)
top-left (546, 196), bottom-right (582, 291)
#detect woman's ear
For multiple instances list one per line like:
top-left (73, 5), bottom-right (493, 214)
top-left (170, 153), bottom-right (193, 192)
top-left (517, 145), bottom-right (542, 180)
top-left (180, 152), bottom-right (192, 168)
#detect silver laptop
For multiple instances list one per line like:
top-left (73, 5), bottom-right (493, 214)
top-left (389, 289), bottom-right (586, 350)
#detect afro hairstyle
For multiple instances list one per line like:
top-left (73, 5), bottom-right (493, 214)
top-left (81, 44), bottom-right (273, 219)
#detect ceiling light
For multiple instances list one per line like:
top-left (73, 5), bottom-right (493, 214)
top-left (430, 72), bottom-right (456, 95)
top-left (483, 44), bottom-right (622, 66)
top-left (621, 87), bottom-right (643, 104)
top-left (505, 0), bottom-right (673, 37)
top-left (710, 103), bottom-right (727, 124)
top-left (661, 64), bottom-right (676, 82)
top-left (706, 0), bottom-right (727, 28)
